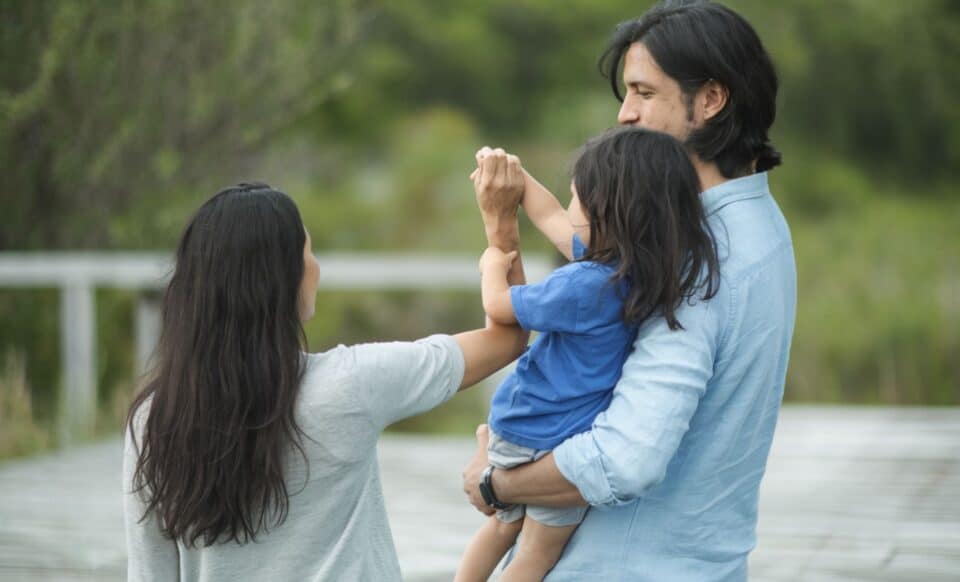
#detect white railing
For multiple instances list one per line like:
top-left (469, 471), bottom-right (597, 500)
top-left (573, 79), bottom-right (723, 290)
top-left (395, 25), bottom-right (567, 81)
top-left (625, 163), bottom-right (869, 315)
top-left (0, 252), bottom-right (554, 446)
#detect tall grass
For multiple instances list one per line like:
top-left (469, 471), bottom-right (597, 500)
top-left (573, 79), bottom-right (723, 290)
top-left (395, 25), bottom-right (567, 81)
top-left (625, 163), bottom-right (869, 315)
top-left (0, 350), bottom-right (50, 459)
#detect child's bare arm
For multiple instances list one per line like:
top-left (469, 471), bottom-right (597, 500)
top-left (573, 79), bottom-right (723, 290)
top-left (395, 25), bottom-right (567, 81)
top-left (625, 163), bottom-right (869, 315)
top-left (521, 170), bottom-right (576, 261)
top-left (479, 247), bottom-right (518, 325)
top-left (472, 147), bottom-right (575, 261)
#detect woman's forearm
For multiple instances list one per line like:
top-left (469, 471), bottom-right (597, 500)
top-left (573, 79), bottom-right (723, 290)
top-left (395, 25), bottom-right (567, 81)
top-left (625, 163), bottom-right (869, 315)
top-left (454, 323), bottom-right (528, 390)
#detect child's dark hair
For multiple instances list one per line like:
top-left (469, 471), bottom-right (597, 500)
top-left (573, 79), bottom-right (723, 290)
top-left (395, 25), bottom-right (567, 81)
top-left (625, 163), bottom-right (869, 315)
top-left (574, 127), bottom-right (720, 330)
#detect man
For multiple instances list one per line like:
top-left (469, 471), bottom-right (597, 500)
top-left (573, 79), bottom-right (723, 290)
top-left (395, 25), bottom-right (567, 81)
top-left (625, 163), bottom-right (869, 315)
top-left (463, 1), bottom-right (796, 579)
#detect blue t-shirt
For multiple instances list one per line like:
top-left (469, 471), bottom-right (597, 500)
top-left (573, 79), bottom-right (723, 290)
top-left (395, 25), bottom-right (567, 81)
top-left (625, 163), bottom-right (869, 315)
top-left (488, 235), bottom-right (638, 450)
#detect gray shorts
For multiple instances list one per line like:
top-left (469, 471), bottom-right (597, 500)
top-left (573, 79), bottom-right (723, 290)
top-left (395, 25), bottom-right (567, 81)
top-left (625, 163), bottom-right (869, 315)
top-left (487, 430), bottom-right (589, 527)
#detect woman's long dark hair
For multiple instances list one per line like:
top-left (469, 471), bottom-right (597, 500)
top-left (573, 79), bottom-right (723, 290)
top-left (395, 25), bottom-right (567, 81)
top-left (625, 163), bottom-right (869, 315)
top-left (574, 127), bottom-right (719, 330)
top-left (126, 183), bottom-right (309, 547)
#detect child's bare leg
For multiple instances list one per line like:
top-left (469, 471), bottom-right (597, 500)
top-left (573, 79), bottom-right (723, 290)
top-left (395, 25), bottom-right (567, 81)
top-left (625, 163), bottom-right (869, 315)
top-left (454, 515), bottom-right (523, 582)
top-left (498, 517), bottom-right (577, 582)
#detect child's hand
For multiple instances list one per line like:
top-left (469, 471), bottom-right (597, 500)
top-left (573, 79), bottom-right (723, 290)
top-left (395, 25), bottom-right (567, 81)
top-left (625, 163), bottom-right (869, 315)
top-left (479, 247), bottom-right (518, 275)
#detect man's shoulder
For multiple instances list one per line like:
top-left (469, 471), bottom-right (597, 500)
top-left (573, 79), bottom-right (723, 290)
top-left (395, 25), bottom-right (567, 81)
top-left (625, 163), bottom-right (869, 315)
top-left (710, 190), bottom-right (793, 284)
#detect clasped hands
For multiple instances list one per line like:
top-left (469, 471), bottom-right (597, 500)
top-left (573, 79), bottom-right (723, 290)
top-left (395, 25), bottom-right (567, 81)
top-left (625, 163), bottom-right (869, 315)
top-left (470, 146), bottom-right (524, 236)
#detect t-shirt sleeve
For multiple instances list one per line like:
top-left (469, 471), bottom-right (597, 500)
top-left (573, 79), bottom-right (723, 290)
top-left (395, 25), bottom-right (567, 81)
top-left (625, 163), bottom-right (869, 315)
top-left (509, 267), bottom-right (582, 333)
top-left (350, 334), bottom-right (466, 430)
top-left (123, 405), bottom-right (180, 582)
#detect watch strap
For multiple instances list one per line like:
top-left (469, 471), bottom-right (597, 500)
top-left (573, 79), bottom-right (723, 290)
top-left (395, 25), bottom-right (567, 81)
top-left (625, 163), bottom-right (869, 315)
top-left (479, 465), bottom-right (510, 510)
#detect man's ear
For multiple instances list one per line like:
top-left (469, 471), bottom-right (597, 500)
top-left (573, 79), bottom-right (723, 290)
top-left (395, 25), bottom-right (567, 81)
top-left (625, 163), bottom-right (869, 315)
top-left (699, 79), bottom-right (729, 122)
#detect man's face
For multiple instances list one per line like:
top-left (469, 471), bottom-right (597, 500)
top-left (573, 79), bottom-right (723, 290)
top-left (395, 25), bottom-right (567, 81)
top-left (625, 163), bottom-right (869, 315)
top-left (617, 42), bottom-right (699, 140)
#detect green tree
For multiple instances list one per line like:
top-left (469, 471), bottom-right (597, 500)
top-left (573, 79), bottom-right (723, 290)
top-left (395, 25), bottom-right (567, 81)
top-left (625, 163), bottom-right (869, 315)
top-left (1, 0), bottom-right (360, 250)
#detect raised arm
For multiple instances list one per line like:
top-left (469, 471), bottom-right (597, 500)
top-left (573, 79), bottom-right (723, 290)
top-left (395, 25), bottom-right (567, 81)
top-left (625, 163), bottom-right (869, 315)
top-left (453, 149), bottom-right (530, 390)
top-left (479, 247), bottom-right (518, 325)
top-left (452, 316), bottom-right (528, 391)
top-left (473, 147), bottom-right (575, 261)
top-left (456, 246), bottom-right (526, 390)
top-left (472, 147), bottom-right (527, 286)
top-left (520, 170), bottom-right (576, 261)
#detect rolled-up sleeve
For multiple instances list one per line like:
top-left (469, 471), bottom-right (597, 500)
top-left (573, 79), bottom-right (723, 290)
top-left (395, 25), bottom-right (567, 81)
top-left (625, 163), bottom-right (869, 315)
top-left (552, 295), bottom-right (723, 507)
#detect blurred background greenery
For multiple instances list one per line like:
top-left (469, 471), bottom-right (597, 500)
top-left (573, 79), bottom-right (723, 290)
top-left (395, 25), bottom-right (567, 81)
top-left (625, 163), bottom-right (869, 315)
top-left (1, 0), bottom-right (958, 458)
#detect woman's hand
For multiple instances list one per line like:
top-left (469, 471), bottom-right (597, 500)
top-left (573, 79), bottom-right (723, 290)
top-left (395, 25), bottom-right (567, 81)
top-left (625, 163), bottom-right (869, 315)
top-left (470, 147), bottom-right (524, 249)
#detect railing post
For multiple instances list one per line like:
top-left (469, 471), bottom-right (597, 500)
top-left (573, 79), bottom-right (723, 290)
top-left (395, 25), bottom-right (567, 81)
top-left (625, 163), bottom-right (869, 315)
top-left (59, 280), bottom-right (97, 446)
top-left (135, 291), bottom-right (161, 377)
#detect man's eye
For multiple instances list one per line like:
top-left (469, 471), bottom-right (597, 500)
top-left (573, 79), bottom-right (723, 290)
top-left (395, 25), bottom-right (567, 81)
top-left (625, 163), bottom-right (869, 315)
top-left (640, 92), bottom-right (654, 99)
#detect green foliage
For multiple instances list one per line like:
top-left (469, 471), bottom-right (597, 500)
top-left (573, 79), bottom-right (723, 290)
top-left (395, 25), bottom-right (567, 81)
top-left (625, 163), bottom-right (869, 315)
top-left (0, 290), bottom-right (60, 419)
top-left (1, 0), bottom-right (360, 250)
top-left (748, 0), bottom-right (960, 183)
top-left (0, 350), bottom-right (50, 459)
top-left (775, 163), bottom-right (960, 404)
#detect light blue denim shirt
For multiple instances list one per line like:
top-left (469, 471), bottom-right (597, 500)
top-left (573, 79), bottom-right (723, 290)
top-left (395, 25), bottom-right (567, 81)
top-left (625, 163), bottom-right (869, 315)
top-left (550, 172), bottom-right (797, 581)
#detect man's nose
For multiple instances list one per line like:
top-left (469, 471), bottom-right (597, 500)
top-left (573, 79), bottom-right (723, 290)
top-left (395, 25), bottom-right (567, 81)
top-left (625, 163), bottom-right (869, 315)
top-left (617, 98), bottom-right (639, 125)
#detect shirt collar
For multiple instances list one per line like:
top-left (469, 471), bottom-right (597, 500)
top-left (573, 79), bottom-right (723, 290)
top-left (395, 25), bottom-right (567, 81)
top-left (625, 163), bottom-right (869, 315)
top-left (572, 233), bottom-right (587, 259)
top-left (701, 172), bottom-right (770, 216)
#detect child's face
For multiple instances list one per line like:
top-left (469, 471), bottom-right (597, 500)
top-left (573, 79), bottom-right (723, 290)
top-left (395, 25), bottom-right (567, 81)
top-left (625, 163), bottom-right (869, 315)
top-left (567, 182), bottom-right (590, 247)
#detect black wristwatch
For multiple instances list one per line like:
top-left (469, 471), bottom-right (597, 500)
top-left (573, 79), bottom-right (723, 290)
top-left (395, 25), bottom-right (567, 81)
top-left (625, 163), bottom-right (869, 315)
top-left (479, 465), bottom-right (510, 510)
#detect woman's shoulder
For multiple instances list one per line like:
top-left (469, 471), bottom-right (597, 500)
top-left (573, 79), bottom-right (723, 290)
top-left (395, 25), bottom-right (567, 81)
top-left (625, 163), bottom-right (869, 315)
top-left (300, 344), bottom-right (359, 394)
top-left (300, 335), bottom-right (461, 393)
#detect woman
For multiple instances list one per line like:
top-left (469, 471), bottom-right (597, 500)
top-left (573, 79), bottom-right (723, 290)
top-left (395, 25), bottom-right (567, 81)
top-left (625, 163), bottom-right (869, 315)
top-left (123, 181), bottom-right (527, 581)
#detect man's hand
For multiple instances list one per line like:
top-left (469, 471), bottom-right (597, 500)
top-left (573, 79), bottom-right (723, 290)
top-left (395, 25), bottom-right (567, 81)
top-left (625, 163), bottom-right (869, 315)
top-left (470, 147), bottom-right (524, 248)
top-left (462, 424), bottom-right (495, 515)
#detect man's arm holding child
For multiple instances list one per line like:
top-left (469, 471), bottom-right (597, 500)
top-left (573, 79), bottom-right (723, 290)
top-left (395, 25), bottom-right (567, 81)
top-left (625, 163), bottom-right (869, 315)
top-left (463, 297), bottom-right (720, 512)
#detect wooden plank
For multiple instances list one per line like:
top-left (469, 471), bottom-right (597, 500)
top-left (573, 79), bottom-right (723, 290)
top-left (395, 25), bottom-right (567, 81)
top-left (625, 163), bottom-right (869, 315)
top-left (0, 406), bottom-right (957, 581)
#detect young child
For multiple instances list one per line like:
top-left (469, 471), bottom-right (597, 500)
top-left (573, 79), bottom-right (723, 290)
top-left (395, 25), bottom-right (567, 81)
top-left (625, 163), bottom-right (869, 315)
top-left (455, 127), bottom-right (717, 582)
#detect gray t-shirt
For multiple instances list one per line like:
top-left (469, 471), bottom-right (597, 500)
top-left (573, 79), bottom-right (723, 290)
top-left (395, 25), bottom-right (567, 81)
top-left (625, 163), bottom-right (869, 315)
top-left (123, 334), bottom-right (465, 581)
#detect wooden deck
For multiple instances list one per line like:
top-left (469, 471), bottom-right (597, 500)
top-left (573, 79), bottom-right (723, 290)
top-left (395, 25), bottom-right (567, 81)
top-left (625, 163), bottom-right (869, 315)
top-left (0, 405), bottom-right (958, 581)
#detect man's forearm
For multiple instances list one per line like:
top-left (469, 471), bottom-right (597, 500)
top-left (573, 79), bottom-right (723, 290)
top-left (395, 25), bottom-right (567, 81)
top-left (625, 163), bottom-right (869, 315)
top-left (484, 217), bottom-right (524, 286)
top-left (492, 453), bottom-right (587, 508)
top-left (484, 215), bottom-right (520, 252)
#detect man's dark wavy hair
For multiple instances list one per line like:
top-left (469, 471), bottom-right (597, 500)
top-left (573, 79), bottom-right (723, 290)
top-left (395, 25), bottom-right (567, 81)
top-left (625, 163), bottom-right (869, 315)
top-left (126, 183), bottom-right (309, 547)
top-left (601, 0), bottom-right (781, 178)
top-left (574, 127), bottom-right (720, 330)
